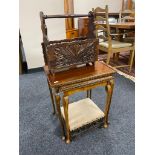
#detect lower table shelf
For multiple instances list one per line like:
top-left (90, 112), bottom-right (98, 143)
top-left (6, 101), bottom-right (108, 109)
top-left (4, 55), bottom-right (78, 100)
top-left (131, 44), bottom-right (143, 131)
top-left (61, 98), bottom-right (105, 131)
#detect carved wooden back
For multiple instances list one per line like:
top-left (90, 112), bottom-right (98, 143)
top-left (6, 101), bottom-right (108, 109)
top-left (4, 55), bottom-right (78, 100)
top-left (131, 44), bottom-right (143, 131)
top-left (46, 38), bottom-right (98, 72)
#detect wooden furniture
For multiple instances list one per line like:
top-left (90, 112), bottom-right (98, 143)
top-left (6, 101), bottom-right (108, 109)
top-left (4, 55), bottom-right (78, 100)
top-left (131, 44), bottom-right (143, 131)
top-left (119, 10), bottom-right (135, 23)
top-left (108, 22), bottom-right (135, 29)
top-left (66, 28), bottom-right (79, 39)
top-left (40, 12), bottom-right (116, 143)
top-left (119, 10), bottom-right (135, 44)
top-left (101, 22), bottom-right (135, 40)
top-left (120, 0), bottom-right (135, 38)
top-left (44, 60), bottom-right (115, 144)
top-left (19, 31), bottom-right (28, 74)
top-left (78, 13), bottom-right (120, 38)
top-left (64, 0), bottom-right (78, 39)
top-left (122, 0), bottom-right (135, 11)
top-left (93, 6), bottom-right (135, 72)
top-left (78, 17), bottom-right (89, 37)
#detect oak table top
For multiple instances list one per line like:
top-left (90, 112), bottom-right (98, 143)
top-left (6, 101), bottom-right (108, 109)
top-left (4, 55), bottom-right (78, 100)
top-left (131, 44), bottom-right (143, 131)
top-left (44, 61), bottom-right (116, 87)
top-left (109, 22), bottom-right (135, 29)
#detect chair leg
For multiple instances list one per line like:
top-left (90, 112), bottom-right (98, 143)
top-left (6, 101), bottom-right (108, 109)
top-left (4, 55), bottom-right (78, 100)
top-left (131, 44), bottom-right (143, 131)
top-left (113, 53), bottom-right (116, 61)
top-left (128, 49), bottom-right (135, 73)
top-left (113, 53), bottom-right (119, 62)
top-left (104, 79), bottom-right (114, 128)
top-left (47, 80), bottom-right (56, 114)
top-left (106, 51), bottom-right (112, 64)
top-left (116, 53), bottom-right (120, 62)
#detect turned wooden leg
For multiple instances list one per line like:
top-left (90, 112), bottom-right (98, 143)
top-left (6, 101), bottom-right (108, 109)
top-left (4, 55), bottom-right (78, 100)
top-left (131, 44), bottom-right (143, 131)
top-left (55, 95), bottom-right (65, 140)
top-left (129, 49), bottom-right (135, 73)
top-left (104, 79), bottom-right (114, 128)
top-left (63, 96), bottom-right (71, 144)
top-left (115, 53), bottom-right (120, 62)
top-left (47, 80), bottom-right (56, 114)
top-left (86, 90), bottom-right (92, 99)
top-left (87, 90), bottom-right (89, 98)
top-left (106, 50), bottom-right (112, 64)
top-left (90, 89), bottom-right (92, 99)
top-left (113, 53), bottom-right (116, 61)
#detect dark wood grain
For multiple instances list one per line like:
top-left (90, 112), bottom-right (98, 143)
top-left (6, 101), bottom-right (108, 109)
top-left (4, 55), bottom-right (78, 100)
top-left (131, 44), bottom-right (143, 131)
top-left (46, 38), bottom-right (98, 72)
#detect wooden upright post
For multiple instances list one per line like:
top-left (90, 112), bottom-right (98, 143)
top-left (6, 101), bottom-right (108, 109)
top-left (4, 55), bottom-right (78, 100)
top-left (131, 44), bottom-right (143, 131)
top-left (64, 0), bottom-right (74, 30)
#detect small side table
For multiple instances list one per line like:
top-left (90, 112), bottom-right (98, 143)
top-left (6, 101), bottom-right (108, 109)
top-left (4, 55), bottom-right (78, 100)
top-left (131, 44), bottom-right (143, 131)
top-left (44, 61), bottom-right (116, 143)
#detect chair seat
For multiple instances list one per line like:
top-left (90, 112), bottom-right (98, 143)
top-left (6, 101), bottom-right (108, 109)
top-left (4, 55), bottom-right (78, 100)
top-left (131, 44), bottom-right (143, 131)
top-left (100, 40), bottom-right (132, 49)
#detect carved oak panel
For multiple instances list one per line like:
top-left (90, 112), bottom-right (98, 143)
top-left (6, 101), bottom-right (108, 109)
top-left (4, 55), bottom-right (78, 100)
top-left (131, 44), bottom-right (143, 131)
top-left (46, 38), bottom-right (98, 71)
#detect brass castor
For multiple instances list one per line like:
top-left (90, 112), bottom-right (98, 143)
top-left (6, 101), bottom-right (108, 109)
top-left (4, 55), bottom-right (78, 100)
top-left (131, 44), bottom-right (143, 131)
top-left (66, 139), bottom-right (71, 144)
top-left (103, 123), bottom-right (108, 128)
top-left (104, 122), bottom-right (109, 128)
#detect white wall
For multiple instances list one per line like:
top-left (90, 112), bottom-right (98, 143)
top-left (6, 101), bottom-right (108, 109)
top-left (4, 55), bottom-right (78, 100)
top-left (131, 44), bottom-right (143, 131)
top-left (19, 0), bottom-right (65, 69)
top-left (74, 0), bottom-right (122, 14)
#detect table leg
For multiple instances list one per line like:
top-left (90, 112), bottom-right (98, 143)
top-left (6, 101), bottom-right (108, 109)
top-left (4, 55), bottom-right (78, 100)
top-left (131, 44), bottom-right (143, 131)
top-left (63, 96), bottom-right (71, 144)
top-left (55, 95), bottom-right (65, 140)
top-left (87, 90), bottom-right (89, 98)
top-left (90, 89), bottom-right (92, 99)
top-left (47, 80), bottom-right (56, 114)
top-left (104, 79), bottom-right (114, 128)
top-left (86, 90), bottom-right (92, 99)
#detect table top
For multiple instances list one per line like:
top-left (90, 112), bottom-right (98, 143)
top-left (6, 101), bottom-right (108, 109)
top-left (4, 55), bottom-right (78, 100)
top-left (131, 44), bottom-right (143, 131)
top-left (109, 22), bottom-right (135, 29)
top-left (44, 61), bottom-right (116, 87)
top-left (96, 21), bottom-right (135, 29)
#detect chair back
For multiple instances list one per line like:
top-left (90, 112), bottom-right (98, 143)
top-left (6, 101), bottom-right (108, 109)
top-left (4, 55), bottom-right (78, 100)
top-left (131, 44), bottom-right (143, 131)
top-left (93, 6), bottom-right (111, 44)
top-left (119, 10), bottom-right (135, 22)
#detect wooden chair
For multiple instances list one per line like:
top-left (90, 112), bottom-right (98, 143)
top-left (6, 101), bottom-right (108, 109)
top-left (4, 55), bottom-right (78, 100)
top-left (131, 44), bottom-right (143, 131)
top-left (119, 9), bottom-right (135, 43)
top-left (93, 6), bottom-right (135, 72)
top-left (40, 12), bottom-right (116, 143)
top-left (119, 9), bottom-right (135, 22)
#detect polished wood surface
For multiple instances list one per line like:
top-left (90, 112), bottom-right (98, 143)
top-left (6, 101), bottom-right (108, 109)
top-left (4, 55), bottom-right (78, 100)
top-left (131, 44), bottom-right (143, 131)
top-left (64, 0), bottom-right (74, 31)
top-left (45, 61), bottom-right (115, 87)
top-left (64, 0), bottom-right (76, 38)
top-left (109, 22), bottom-right (135, 29)
top-left (78, 17), bottom-right (89, 37)
top-left (66, 28), bottom-right (79, 39)
top-left (44, 61), bottom-right (116, 144)
top-left (122, 0), bottom-right (135, 11)
top-left (40, 10), bottom-right (115, 143)
top-left (96, 21), bottom-right (135, 29)
top-left (78, 12), bottom-right (120, 37)
top-left (44, 62), bottom-right (115, 143)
